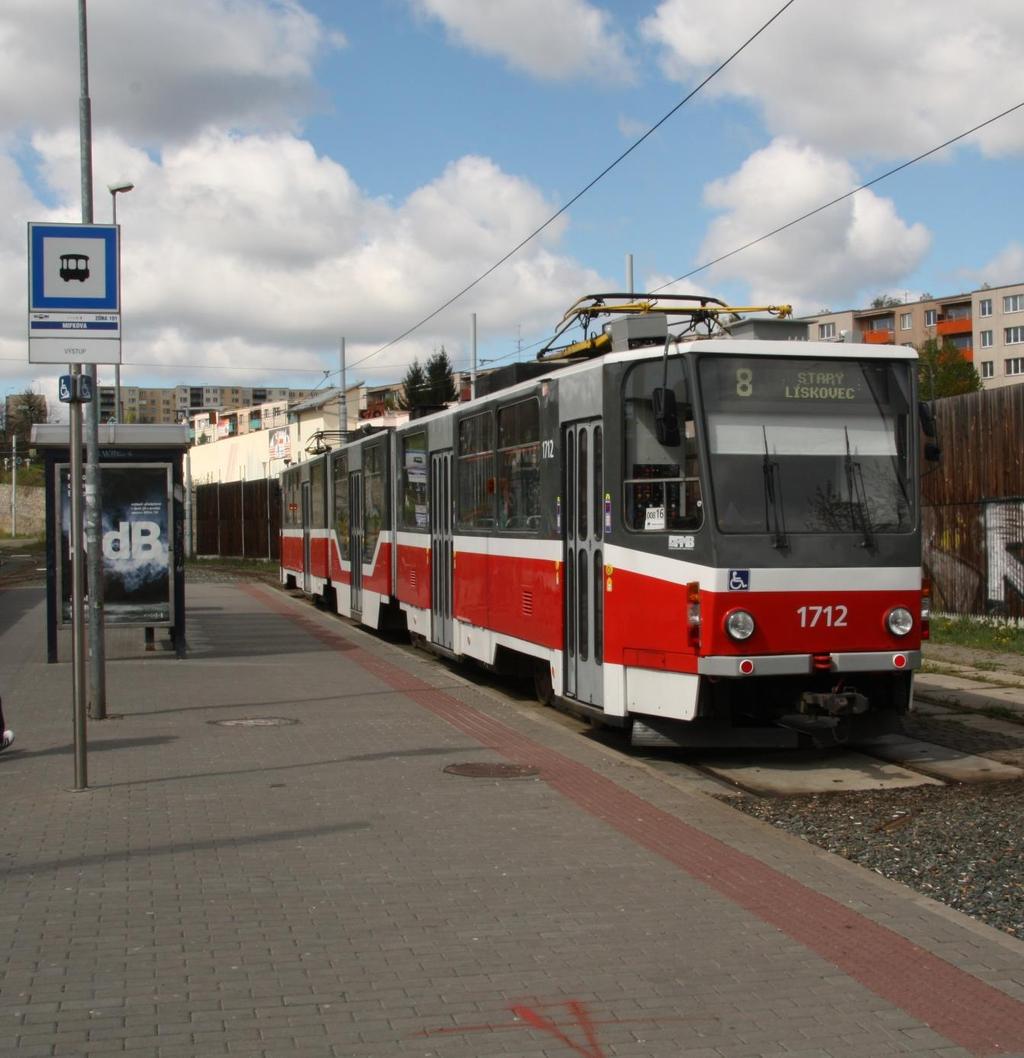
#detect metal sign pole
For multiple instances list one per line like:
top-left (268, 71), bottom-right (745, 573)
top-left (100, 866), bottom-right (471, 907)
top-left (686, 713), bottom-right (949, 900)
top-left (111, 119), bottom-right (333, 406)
top-left (79, 0), bottom-right (106, 723)
top-left (69, 371), bottom-right (88, 790)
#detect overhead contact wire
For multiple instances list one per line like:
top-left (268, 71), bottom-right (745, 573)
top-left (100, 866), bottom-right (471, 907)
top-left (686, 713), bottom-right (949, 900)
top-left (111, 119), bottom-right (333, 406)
top-left (347, 0), bottom-right (799, 371)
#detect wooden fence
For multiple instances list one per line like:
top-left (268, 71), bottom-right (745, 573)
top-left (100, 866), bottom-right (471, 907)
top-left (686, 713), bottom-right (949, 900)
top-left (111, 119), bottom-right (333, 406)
top-left (194, 479), bottom-right (280, 561)
top-left (923, 385), bottom-right (1024, 618)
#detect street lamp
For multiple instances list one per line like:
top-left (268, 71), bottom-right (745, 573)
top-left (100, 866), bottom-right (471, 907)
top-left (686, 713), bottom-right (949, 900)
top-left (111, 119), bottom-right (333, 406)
top-left (108, 181), bottom-right (134, 422)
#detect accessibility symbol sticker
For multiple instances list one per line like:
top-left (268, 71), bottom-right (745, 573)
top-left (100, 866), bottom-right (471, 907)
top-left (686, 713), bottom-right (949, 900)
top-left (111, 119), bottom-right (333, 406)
top-left (728, 569), bottom-right (750, 590)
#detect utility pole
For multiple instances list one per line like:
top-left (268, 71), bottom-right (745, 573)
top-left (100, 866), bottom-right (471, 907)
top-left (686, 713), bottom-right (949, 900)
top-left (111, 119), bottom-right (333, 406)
top-left (471, 314), bottom-right (477, 400)
top-left (79, 0), bottom-right (107, 724)
top-left (339, 338), bottom-right (347, 444)
top-left (10, 434), bottom-right (16, 538)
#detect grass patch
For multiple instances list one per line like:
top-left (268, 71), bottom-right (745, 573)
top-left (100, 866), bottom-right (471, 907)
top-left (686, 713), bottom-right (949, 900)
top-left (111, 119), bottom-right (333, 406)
top-left (931, 614), bottom-right (1024, 653)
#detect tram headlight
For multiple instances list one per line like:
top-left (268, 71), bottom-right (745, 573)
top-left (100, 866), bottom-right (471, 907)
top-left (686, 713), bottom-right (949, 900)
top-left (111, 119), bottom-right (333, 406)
top-left (725, 609), bottom-right (755, 641)
top-left (886, 607), bottom-right (914, 637)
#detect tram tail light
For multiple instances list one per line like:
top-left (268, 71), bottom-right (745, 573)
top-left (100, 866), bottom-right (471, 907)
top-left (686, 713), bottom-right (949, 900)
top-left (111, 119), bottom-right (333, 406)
top-left (686, 581), bottom-right (701, 649)
top-left (921, 578), bottom-right (932, 640)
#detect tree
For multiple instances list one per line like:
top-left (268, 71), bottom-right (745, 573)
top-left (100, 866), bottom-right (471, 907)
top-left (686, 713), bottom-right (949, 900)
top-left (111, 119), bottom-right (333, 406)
top-left (916, 338), bottom-right (982, 398)
top-left (870, 294), bottom-right (903, 308)
top-left (5, 388), bottom-right (47, 446)
top-left (397, 359), bottom-right (429, 410)
top-left (424, 347), bottom-right (457, 404)
top-left (399, 347), bottom-right (457, 410)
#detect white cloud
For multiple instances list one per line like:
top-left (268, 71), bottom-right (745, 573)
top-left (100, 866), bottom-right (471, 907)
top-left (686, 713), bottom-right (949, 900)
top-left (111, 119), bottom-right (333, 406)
top-left (696, 139), bottom-right (931, 311)
top-left (2, 129), bottom-right (605, 386)
top-left (411, 0), bottom-right (633, 82)
top-left (642, 0), bottom-right (1024, 159)
top-left (958, 244), bottom-right (1024, 292)
top-left (0, 0), bottom-right (340, 143)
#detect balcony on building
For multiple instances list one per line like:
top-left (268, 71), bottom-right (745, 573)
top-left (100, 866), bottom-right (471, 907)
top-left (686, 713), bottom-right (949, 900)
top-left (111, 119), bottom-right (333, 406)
top-left (861, 329), bottom-right (895, 344)
top-left (936, 316), bottom-right (972, 337)
top-left (857, 312), bottom-right (895, 345)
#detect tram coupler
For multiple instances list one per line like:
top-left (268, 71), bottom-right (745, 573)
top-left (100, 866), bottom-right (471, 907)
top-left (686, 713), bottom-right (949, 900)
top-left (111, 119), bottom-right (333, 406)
top-left (799, 688), bottom-right (869, 716)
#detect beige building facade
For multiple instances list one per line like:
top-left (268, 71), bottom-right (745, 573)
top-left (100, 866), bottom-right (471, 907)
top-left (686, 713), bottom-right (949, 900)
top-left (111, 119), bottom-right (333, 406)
top-left (803, 281), bottom-right (1024, 391)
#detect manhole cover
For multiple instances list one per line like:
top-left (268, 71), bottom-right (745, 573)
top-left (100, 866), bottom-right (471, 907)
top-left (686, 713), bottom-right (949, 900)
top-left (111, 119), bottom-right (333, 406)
top-left (443, 762), bottom-right (539, 779)
top-left (210, 717), bottom-right (298, 727)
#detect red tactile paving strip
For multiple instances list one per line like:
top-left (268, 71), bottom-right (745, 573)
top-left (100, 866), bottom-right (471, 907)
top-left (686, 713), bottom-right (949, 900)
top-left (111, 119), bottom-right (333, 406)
top-left (247, 585), bottom-right (1024, 1056)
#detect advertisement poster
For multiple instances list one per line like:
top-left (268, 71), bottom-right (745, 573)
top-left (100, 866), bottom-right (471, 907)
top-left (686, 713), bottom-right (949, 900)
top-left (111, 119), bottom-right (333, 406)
top-left (269, 427), bottom-right (291, 461)
top-left (59, 464), bottom-right (172, 625)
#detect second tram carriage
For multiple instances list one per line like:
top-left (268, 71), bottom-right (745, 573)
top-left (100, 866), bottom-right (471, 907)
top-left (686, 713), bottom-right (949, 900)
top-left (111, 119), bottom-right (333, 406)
top-left (281, 296), bottom-right (932, 747)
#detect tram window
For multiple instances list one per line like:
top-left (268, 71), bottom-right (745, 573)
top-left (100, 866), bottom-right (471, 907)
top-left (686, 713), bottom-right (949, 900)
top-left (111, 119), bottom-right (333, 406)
top-left (310, 460), bottom-right (326, 526)
top-left (282, 470), bottom-right (300, 528)
top-left (333, 454), bottom-right (349, 561)
top-left (698, 357), bottom-right (914, 535)
top-left (624, 362), bottom-right (703, 532)
top-left (363, 442), bottom-right (386, 562)
top-left (577, 430), bottom-right (588, 539)
top-left (456, 411), bottom-right (496, 529)
top-left (497, 399), bottom-right (541, 531)
top-left (593, 549), bottom-right (603, 664)
top-left (593, 426), bottom-right (603, 540)
top-left (401, 432), bottom-right (428, 530)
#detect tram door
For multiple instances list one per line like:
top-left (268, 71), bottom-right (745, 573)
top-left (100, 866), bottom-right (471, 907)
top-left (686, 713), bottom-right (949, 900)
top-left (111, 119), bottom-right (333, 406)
top-left (349, 471), bottom-right (363, 616)
top-left (301, 481), bottom-right (312, 594)
top-left (430, 451), bottom-right (453, 650)
top-left (564, 420), bottom-right (604, 708)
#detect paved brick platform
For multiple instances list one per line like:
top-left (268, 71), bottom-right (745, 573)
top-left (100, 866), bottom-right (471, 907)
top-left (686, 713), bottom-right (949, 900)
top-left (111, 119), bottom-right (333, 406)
top-left (2, 581), bottom-right (1024, 1058)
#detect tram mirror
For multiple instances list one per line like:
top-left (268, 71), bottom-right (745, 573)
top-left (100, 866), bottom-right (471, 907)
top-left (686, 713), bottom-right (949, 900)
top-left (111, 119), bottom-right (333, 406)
top-left (653, 388), bottom-right (681, 447)
top-left (918, 401), bottom-right (937, 438)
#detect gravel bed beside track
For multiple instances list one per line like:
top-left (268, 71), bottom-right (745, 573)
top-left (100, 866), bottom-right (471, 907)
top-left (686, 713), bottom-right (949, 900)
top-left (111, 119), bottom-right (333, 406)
top-left (731, 775), bottom-right (1024, 940)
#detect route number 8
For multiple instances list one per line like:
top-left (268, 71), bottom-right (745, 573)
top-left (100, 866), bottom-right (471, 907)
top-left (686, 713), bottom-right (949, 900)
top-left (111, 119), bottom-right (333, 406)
top-left (736, 368), bottom-right (753, 397)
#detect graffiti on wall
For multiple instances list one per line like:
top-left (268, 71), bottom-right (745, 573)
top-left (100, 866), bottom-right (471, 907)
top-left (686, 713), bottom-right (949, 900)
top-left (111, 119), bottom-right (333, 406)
top-left (924, 498), bottom-right (1024, 617)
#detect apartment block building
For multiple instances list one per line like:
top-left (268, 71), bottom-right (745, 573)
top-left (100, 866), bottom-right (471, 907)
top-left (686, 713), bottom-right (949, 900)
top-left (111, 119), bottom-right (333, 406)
top-left (803, 281), bottom-right (1024, 390)
top-left (97, 383), bottom-right (317, 424)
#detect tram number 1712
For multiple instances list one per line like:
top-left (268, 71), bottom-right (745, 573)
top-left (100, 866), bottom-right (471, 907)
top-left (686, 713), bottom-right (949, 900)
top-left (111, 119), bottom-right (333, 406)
top-left (796, 605), bottom-right (848, 628)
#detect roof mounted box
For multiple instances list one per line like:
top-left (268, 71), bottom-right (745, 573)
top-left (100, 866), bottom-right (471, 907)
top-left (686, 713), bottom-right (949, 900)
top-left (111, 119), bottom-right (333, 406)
top-left (605, 315), bottom-right (668, 351)
top-left (725, 317), bottom-right (809, 341)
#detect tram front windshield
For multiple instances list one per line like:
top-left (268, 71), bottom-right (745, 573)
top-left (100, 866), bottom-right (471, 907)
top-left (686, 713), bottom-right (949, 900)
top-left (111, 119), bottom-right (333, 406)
top-left (698, 356), bottom-right (914, 536)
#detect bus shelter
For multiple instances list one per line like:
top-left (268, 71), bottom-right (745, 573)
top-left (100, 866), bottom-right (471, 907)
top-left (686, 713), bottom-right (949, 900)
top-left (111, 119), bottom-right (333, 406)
top-left (32, 423), bottom-right (190, 662)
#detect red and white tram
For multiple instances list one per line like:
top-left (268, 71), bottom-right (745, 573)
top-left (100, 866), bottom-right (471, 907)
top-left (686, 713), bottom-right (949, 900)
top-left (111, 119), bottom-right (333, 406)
top-left (281, 295), bottom-right (933, 747)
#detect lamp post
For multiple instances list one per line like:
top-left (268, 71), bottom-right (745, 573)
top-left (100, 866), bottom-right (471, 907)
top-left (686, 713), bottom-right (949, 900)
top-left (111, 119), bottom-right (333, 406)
top-left (109, 181), bottom-right (133, 421)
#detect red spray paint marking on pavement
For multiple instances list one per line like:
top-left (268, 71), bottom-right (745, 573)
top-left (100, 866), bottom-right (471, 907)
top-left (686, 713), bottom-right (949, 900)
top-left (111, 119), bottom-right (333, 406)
top-left (245, 584), bottom-right (1024, 1057)
top-left (414, 998), bottom-right (711, 1052)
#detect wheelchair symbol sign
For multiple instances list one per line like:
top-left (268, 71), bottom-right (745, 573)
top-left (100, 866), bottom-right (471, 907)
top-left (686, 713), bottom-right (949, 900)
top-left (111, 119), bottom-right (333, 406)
top-left (728, 569), bottom-right (750, 591)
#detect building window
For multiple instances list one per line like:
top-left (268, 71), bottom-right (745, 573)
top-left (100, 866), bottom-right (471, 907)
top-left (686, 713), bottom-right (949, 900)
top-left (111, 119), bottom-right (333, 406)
top-left (1005, 326), bottom-right (1024, 345)
top-left (981, 361), bottom-right (994, 379)
top-left (981, 330), bottom-right (993, 348)
top-left (1006, 357), bottom-right (1024, 376)
top-left (1005, 295), bottom-right (1024, 313)
top-left (924, 309), bottom-right (937, 326)
top-left (980, 298), bottom-right (993, 317)
top-left (817, 322), bottom-right (836, 339)
top-left (899, 312), bottom-right (912, 330)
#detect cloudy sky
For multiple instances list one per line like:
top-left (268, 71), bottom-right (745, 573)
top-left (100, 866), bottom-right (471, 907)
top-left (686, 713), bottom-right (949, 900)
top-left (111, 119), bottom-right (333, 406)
top-left (4, 0), bottom-right (1024, 412)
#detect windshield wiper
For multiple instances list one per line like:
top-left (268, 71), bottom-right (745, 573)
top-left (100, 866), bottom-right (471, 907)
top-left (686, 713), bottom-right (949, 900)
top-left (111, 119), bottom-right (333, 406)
top-left (761, 427), bottom-right (788, 550)
top-left (844, 427), bottom-right (875, 550)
